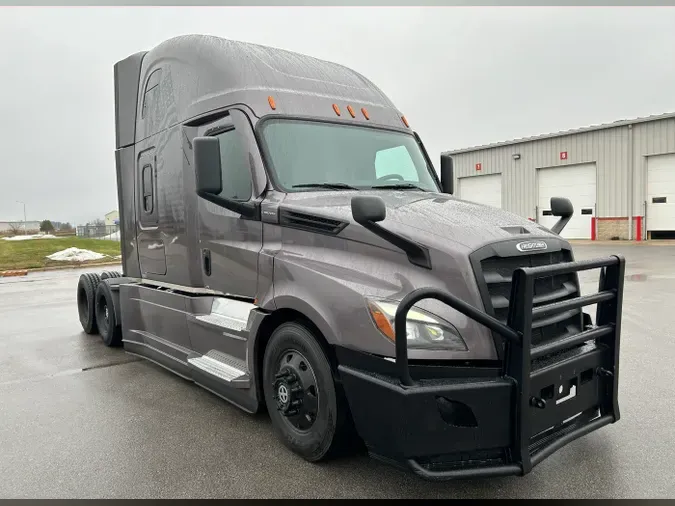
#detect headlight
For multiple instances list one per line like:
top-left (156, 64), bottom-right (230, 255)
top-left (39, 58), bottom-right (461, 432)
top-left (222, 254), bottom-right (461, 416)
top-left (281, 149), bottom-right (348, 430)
top-left (366, 298), bottom-right (467, 351)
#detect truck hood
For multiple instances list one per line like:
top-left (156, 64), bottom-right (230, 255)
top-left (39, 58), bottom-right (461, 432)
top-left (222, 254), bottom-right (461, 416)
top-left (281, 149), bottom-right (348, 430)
top-left (279, 190), bottom-right (558, 251)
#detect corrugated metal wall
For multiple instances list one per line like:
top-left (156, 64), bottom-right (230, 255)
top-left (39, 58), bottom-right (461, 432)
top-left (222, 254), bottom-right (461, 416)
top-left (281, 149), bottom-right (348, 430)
top-left (448, 117), bottom-right (675, 222)
top-left (632, 118), bottom-right (675, 216)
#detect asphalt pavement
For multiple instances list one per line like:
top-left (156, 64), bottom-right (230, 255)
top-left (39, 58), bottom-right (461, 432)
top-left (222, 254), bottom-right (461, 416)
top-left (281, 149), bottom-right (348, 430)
top-left (1, 243), bottom-right (675, 498)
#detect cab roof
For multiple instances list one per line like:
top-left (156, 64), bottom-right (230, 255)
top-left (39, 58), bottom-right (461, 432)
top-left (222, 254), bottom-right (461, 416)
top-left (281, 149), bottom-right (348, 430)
top-left (114, 34), bottom-right (409, 148)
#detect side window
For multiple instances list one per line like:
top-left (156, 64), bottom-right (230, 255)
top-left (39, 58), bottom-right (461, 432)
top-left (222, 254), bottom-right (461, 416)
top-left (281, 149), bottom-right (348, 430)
top-left (375, 145), bottom-right (420, 181)
top-left (141, 69), bottom-right (162, 120)
top-left (213, 129), bottom-right (252, 201)
top-left (141, 164), bottom-right (153, 213)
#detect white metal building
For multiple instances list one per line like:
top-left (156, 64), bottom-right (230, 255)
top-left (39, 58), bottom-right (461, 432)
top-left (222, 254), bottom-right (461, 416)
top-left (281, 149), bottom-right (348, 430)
top-left (105, 210), bottom-right (119, 227)
top-left (0, 221), bottom-right (41, 234)
top-left (443, 112), bottom-right (675, 240)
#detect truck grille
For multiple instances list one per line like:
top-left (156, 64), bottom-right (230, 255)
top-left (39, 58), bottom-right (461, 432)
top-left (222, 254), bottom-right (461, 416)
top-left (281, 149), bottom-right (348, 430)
top-left (478, 249), bottom-right (582, 347)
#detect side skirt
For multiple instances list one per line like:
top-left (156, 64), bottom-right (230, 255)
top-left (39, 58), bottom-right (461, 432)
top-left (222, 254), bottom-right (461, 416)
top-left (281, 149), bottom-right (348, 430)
top-left (118, 282), bottom-right (261, 414)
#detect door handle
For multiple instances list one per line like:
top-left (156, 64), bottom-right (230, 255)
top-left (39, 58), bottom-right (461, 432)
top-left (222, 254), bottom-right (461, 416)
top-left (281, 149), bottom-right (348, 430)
top-left (202, 248), bottom-right (212, 276)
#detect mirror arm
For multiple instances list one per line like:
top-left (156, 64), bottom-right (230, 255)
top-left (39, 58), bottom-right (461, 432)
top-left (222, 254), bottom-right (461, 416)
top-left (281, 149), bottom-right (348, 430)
top-left (550, 215), bottom-right (572, 235)
top-left (197, 190), bottom-right (260, 220)
top-left (357, 219), bottom-right (432, 269)
top-left (548, 197), bottom-right (574, 235)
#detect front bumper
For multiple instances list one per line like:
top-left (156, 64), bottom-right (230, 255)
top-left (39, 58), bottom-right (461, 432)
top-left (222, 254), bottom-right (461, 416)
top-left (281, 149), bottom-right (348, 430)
top-left (337, 255), bottom-right (625, 480)
top-left (338, 342), bottom-right (615, 480)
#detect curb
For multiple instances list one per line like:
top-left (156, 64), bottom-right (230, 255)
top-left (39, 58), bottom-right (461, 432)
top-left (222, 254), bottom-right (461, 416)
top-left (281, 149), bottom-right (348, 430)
top-left (27, 261), bottom-right (122, 273)
top-left (1, 261), bottom-right (122, 277)
top-left (0, 269), bottom-right (29, 277)
top-left (568, 240), bottom-right (675, 246)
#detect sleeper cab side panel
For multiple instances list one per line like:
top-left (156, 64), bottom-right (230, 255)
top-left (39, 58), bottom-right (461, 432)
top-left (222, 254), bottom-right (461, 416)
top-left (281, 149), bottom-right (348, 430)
top-left (116, 145), bottom-right (141, 278)
top-left (119, 284), bottom-right (193, 376)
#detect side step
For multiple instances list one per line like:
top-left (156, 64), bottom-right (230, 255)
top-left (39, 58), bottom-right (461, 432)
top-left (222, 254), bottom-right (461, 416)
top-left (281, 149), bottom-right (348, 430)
top-left (187, 350), bottom-right (250, 389)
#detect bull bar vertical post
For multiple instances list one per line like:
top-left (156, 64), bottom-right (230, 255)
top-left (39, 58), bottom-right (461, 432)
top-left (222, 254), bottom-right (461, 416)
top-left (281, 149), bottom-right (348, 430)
top-left (595, 256), bottom-right (626, 422)
top-left (504, 267), bottom-right (535, 474)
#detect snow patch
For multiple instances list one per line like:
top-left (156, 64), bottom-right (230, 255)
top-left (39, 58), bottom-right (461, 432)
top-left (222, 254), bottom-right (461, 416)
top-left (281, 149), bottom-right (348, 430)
top-left (102, 230), bottom-right (121, 241)
top-left (46, 248), bottom-right (108, 262)
top-left (4, 234), bottom-right (57, 241)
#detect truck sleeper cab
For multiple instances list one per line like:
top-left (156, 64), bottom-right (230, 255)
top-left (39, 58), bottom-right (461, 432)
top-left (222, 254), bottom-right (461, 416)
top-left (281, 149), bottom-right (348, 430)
top-left (76, 34), bottom-right (626, 480)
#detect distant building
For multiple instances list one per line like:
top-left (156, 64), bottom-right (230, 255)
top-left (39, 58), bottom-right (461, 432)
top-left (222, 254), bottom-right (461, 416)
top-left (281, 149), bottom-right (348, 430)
top-left (0, 220), bottom-right (41, 234)
top-left (105, 210), bottom-right (120, 227)
top-left (443, 111), bottom-right (675, 241)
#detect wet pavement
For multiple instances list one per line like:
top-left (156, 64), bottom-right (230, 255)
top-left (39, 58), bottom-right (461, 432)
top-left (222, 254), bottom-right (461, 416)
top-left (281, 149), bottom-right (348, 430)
top-left (1, 243), bottom-right (674, 498)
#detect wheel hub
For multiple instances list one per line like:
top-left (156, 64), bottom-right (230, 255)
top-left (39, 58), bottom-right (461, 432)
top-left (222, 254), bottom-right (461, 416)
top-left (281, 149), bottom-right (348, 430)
top-left (271, 350), bottom-right (319, 431)
top-left (273, 369), bottom-right (303, 416)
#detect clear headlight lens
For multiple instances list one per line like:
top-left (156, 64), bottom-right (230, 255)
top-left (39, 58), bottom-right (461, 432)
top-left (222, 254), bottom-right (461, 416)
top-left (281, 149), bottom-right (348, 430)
top-left (366, 299), bottom-right (468, 351)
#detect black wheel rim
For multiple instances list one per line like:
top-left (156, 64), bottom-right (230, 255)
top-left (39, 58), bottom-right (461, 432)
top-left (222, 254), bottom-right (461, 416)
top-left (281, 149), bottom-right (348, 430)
top-left (272, 349), bottom-right (319, 432)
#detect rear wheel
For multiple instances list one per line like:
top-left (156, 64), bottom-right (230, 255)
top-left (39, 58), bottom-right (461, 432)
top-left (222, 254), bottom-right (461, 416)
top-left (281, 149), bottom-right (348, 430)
top-left (100, 271), bottom-right (121, 280)
top-left (77, 273), bottom-right (101, 334)
top-left (95, 281), bottom-right (122, 347)
top-left (262, 321), bottom-right (355, 462)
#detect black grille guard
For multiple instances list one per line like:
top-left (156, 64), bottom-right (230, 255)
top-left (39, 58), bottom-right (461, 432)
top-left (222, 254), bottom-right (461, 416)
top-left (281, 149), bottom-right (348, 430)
top-left (394, 254), bottom-right (626, 479)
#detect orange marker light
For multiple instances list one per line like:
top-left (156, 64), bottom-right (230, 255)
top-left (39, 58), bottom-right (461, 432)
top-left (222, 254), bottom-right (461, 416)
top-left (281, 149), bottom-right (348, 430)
top-left (401, 115), bottom-right (410, 128)
top-left (332, 104), bottom-right (341, 116)
top-left (347, 105), bottom-right (356, 118)
top-left (361, 107), bottom-right (370, 120)
top-left (268, 96), bottom-right (276, 110)
top-left (368, 302), bottom-right (395, 341)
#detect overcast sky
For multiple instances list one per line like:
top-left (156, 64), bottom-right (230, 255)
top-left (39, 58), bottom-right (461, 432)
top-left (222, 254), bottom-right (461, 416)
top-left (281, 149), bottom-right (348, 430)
top-left (1, 6), bottom-right (675, 225)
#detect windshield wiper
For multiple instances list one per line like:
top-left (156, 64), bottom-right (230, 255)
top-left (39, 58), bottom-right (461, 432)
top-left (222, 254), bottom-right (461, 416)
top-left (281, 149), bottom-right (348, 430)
top-left (370, 183), bottom-right (428, 191)
top-left (292, 182), bottom-right (360, 190)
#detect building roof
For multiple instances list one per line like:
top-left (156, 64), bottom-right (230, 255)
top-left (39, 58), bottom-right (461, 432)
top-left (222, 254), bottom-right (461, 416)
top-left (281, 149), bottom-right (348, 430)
top-left (443, 111), bottom-right (675, 156)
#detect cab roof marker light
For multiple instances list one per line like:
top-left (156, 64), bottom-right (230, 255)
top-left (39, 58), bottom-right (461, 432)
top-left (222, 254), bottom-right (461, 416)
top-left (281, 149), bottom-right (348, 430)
top-left (268, 96), bottom-right (276, 110)
top-left (361, 107), bottom-right (370, 120)
top-left (401, 115), bottom-right (410, 128)
top-left (332, 104), bottom-right (341, 116)
top-left (347, 105), bottom-right (356, 118)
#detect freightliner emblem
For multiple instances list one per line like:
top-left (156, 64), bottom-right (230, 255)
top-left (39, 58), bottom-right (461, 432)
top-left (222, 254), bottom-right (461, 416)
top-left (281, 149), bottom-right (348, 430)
top-left (516, 240), bottom-right (548, 252)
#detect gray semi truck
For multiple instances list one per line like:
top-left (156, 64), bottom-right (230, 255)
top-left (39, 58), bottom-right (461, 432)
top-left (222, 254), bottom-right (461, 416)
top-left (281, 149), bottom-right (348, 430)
top-left (76, 34), bottom-right (626, 480)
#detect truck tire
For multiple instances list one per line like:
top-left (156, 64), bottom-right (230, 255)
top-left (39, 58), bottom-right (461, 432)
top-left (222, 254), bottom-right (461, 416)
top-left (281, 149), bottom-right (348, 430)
top-left (77, 273), bottom-right (101, 334)
top-left (100, 271), bottom-right (121, 280)
top-left (94, 281), bottom-right (123, 347)
top-left (262, 321), bottom-right (354, 462)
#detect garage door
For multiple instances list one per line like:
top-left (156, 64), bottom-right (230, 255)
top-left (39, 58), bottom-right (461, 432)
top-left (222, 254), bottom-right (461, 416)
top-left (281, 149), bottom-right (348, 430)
top-left (537, 163), bottom-right (596, 239)
top-left (458, 174), bottom-right (502, 209)
top-left (646, 153), bottom-right (675, 236)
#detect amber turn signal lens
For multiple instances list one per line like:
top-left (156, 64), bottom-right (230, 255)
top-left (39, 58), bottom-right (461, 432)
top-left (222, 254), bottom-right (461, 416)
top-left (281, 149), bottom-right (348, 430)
top-left (367, 302), bottom-right (395, 341)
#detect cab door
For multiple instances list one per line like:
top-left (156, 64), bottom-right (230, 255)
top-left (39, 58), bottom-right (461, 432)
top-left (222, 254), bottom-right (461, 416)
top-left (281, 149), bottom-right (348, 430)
top-left (195, 109), bottom-right (263, 298)
top-left (136, 147), bottom-right (167, 276)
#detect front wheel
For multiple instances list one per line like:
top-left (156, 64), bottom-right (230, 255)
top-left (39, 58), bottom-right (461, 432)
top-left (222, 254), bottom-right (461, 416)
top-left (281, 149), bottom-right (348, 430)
top-left (262, 322), bottom-right (355, 462)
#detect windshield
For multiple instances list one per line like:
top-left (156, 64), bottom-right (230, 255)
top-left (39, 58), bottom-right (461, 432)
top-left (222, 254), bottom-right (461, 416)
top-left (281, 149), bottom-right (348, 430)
top-left (259, 119), bottom-right (440, 192)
